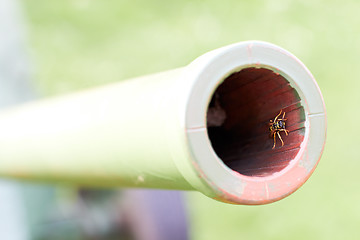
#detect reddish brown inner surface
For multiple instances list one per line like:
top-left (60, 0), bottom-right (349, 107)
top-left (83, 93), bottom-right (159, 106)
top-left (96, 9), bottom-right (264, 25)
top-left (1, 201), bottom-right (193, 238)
top-left (207, 67), bottom-right (305, 177)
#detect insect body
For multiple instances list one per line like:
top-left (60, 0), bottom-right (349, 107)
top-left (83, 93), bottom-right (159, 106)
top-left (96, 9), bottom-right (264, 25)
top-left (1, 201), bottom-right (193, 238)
top-left (269, 109), bottom-right (289, 149)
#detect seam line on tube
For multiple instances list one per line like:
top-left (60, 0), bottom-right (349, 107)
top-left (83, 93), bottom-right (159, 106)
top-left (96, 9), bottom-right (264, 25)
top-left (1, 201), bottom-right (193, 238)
top-left (308, 112), bottom-right (325, 117)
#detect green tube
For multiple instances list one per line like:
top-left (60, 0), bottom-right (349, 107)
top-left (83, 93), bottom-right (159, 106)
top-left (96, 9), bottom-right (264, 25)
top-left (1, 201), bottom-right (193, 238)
top-left (0, 68), bottom-right (190, 189)
top-left (0, 41), bottom-right (326, 205)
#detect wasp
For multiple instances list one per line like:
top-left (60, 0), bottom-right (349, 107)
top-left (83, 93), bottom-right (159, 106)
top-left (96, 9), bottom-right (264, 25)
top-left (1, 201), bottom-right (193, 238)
top-left (269, 109), bottom-right (289, 149)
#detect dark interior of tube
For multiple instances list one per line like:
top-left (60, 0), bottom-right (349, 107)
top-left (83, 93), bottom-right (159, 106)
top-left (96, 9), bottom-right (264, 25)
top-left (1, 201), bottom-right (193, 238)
top-left (206, 67), bottom-right (306, 177)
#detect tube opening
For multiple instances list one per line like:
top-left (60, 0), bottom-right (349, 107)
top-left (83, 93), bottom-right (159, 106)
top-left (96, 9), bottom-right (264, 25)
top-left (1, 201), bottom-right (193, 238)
top-left (207, 67), bottom-right (306, 177)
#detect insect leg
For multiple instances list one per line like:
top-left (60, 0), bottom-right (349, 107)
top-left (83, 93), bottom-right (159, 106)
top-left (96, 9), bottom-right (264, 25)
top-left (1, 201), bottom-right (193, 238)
top-left (274, 109), bottom-right (283, 122)
top-left (279, 129), bottom-right (289, 135)
top-left (272, 133), bottom-right (276, 149)
top-left (277, 132), bottom-right (284, 147)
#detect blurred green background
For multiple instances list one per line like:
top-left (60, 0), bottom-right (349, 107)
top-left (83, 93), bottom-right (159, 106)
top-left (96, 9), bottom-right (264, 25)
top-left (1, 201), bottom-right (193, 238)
top-left (21, 0), bottom-right (359, 239)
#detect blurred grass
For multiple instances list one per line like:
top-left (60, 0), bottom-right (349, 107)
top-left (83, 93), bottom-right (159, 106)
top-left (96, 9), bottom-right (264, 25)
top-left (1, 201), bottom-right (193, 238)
top-left (22, 0), bottom-right (360, 239)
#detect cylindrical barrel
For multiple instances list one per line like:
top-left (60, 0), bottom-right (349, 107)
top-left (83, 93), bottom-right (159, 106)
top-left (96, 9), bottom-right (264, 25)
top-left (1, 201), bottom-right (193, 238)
top-left (0, 41), bottom-right (326, 205)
